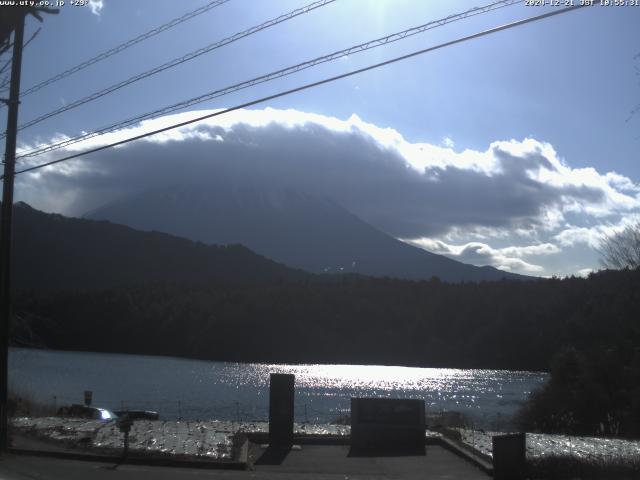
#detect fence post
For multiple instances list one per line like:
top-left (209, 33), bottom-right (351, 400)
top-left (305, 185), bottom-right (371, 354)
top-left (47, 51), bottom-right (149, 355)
top-left (471, 421), bottom-right (475, 448)
top-left (117, 414), bottom-right (132, 463)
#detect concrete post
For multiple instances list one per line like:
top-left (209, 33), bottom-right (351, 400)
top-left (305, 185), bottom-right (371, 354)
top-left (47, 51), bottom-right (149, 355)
top-left (268, 373), bottom-right (294, 448)
top-left (492, 432), bottom-right (526, 480)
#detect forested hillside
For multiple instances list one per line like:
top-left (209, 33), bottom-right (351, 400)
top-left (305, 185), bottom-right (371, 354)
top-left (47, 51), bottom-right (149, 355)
top-left (14, 268), bottom-right (640, 374)
top-left (10, 202), bottom-right (306, 290)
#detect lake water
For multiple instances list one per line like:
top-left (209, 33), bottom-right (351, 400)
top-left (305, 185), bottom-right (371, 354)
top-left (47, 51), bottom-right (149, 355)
top-left (9, 348), bottom-right (547, 429)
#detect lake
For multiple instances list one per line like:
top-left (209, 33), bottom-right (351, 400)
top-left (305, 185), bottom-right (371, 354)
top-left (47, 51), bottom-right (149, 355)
top-left (9, 348), bottom-right (547, 429)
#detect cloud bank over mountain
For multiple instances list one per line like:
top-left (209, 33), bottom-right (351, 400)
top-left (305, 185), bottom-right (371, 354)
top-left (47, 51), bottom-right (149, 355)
top-left (15, 108), bottom-right (640, 276)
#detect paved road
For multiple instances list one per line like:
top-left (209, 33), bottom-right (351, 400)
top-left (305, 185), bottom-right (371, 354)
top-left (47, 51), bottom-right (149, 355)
top-left (0, 445), bottom-right (490, 479)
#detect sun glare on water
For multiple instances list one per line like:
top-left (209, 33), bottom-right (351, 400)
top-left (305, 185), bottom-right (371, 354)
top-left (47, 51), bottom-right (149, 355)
top-left (252, 363), bottom-right (511, 394)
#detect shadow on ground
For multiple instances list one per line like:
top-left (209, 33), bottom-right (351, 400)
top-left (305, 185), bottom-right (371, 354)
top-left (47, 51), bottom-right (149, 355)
top-left (254, 446), bottom-right (291, 465)
top-left (348, 446), bottom-right (426, 457)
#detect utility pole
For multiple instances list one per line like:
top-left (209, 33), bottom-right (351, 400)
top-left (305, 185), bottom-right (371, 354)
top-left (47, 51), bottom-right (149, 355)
top-left (0, 9), bottom-right (25, 452)
top-left (0, 5), bottom-right (57, 452)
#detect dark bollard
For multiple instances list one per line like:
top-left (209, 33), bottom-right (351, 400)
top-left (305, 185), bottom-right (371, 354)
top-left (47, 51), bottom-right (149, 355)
top-left (269, 373), bottom-right (295, 448)
top-left (350, 398), bottom-right (425, 455)
top-left (117, 414), bottom-right (133, 463)
top-left (492, 432), bottom-right (526, 480)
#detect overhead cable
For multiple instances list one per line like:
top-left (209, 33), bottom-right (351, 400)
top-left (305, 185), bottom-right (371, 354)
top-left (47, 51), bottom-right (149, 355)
top-left (8, 4), bottom-right (588, 179)
top-left (17, 0), bottom-right (522, 160)
top-left (0, 0), bottom-right (232, 98)
top-left (3, 0), bottom-right (336, 138)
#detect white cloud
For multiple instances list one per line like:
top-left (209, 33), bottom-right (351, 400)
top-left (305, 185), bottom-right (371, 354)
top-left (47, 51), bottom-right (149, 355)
top-left (441, 136), bottom-right (455, 148)
top-left (577, 268), bottom-right (594, 277)
top-left (499, 243), bottom-right (561, 256)
top-left (554, 226), bottom-right (603, 249)
top-left (88, 0), bottom-right (104, 16)
top-left (554, 215), bottom-right (640, 249)
top-left (404, 238), bottom-right (559, 274)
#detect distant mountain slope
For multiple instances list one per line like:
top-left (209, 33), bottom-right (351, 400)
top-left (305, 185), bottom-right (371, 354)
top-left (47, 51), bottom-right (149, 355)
top-left (85, 186), bottom-right (529, 282)
top-left (10, 202), bottom-right (305, 291)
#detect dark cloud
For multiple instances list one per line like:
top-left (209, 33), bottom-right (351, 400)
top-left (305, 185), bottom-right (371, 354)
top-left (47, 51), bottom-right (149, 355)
top-left (14, 111), bottom-right (631, 239)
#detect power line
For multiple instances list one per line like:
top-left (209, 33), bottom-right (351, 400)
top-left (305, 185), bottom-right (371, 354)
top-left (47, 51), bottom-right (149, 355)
top-left (0, 0), bottom-right (232, 98)
top-left (0, 27), bottom-right (40, 77)
top-left (17, 0), bottom-right (522, 161)
top-left (8, 4), bottom-right (588, 179)
top-left (0, 27), bottom-right (40, 90)
top-left (2, 0), bottom-right (336, 138)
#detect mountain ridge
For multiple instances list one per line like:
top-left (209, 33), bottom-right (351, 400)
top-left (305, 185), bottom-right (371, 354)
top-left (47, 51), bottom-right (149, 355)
top-left (9, 201), bottom-right (307, 291)
top-left (85, 185), bottom-right (530, 282)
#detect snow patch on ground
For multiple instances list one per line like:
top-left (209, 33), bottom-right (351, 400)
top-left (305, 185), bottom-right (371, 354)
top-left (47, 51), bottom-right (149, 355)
top-left (457, 428), bottom-right (640, 463)
top-left (11, 417), bottom-right (354, 460)
top-left (15, 417), bottom-right (638, 465)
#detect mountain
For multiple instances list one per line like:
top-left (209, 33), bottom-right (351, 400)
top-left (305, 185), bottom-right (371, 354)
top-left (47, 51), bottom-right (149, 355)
top-left (85, 185), bottom-right (528, 282)
top-left (9, 202), bottom-right (306, 291)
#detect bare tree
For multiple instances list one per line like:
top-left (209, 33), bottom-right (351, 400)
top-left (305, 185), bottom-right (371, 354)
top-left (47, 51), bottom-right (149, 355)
top-left (599, 223), bottom-right (640, 270)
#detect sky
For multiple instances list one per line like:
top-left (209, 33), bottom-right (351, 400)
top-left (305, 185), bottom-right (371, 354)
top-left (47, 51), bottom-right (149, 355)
top-left (2, 0), bottom-right (639, 277)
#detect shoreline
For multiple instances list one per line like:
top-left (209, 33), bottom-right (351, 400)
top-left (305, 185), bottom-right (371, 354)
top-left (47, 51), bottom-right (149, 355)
top-left (10, 346), bottom-right (550, 374)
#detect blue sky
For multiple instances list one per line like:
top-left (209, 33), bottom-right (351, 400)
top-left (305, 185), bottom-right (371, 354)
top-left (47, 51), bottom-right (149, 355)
top-left (4, 0), bottom-right (640, 277)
